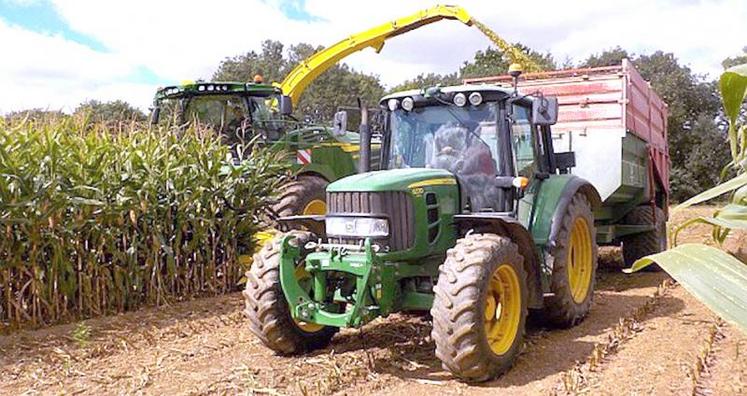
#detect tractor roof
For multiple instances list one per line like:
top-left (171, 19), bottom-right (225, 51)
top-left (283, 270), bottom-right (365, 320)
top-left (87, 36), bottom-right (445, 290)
top-left (155, 81), bottom-right (281, 101)
top-left (381, 84), bottom-right (517, 104)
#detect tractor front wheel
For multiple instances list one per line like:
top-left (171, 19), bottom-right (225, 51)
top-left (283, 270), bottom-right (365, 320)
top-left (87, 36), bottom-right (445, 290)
top-left (273, 175), bottom-right (328, 217)
top-left (431, 233), bottom-right (527, 382)
top-left (243, 231), bottom-right (337, 355)
top-left (543, 193), bottom-right (598, 327)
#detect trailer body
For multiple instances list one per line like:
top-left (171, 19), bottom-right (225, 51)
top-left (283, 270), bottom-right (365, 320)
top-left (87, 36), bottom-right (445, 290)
top-left (465, 59), bottom-right (669, 239)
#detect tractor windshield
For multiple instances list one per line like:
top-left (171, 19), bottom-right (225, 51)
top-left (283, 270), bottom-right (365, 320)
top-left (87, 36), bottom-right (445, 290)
top-left (388, 103), bottom-right (500, 172)
top-left (388, 103), bottom-right (503, 210)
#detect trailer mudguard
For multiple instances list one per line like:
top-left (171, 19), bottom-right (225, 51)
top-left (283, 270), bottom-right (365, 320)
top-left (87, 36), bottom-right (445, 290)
top-left (530, 174), bottom-right (602, 249)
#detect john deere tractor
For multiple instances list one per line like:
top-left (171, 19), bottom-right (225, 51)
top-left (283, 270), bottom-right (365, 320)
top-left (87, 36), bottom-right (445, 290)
top-left (243, 61), bottom-right (670, 381)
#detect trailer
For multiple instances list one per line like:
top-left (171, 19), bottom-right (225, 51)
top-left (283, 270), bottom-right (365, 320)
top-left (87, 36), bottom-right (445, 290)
top-left (464, 59), bottom-right (669, 246)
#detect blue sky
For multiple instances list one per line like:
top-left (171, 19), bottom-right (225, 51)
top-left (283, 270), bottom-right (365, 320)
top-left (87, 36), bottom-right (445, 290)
top-left (1, 0), bottom-right (745, 113)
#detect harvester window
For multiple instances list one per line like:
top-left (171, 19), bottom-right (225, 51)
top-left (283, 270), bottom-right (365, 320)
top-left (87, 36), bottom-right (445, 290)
top-left (511, 105), bottom-right (537, 177)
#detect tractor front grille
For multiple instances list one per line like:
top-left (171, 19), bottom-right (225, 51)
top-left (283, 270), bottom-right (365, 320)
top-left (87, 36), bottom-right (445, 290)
top-left (326, 191), bottom-right (415, 251)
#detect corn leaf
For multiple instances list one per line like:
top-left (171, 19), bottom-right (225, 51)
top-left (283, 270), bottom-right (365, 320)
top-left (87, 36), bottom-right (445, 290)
top-left (720, 64), bottom-right (747, 161)
top-left (674, 172), bottom-right (747, 212)
top-left (627, 244), bottom-right (747, 334)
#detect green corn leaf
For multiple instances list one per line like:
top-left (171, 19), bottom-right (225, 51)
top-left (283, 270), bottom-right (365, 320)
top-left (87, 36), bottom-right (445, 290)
top-left (720, 64), bottom-right (747, 161)
top-left (674, 172), bottom-right (747, 212)
top-left (626, 244), bottom-right (747, 334)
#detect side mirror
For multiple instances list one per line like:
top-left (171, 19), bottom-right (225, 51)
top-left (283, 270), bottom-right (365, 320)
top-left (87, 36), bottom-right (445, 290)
top-left (532, 96), bottom-right (559, 125)
top-left (279, 95), bottom-right (293, 116)
top-left (332, 110), bottom-right (348, 136)
top-left (150, 106), bottom-right (161, 125)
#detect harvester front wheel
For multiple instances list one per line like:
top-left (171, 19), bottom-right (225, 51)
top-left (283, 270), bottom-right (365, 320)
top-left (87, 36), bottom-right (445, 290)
top-left (431, 233), bottom-right (527, 382)
top-left (621, 205), bottom-right (666, 271)
top-left (243, 231), bottom-right (337, 355)
top-left (274, 175), bottom-right (328, 217)
top-left (544, 193), bottom-right (598, 327)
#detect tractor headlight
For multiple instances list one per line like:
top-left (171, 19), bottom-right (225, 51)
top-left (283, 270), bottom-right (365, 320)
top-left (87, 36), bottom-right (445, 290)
top-left (325, 217), bottom-right (389, 237)
top-left (468, 92), bottom-right (483, 106)
top-left (401, 97), bottom-right (415, 112)
top-left (453, 93), bottom-right (467, 107)
top-left (387, 98), bottom-right (399, 111)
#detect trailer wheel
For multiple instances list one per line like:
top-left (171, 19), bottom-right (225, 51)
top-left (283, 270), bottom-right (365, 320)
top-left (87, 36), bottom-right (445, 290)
top-left (622, 206), bottom-right (667, 271)
top-left (544, 194), bottom-right (598, 327)
top-left (243, 231), bottom-right (337, 354)
top-left (431, 233), bottom-right (527, 382)
top-left (274, 175), bottom-right (328, 217)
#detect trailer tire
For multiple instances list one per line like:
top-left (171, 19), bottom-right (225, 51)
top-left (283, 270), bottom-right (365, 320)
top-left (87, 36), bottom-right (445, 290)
top-left (273, 175), bottom-right (328, 217)
top-left (243, 231), bottom-right (337, 355)
top-left (622, 206), bottom-right (667, 271)
top-left (431, 233), bottom-right (527, 382)
top-left (544, 194), bottom-right (598, 327)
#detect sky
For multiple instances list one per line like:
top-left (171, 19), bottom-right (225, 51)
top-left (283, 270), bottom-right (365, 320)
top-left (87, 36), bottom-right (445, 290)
top-left (0, 0), bottom-right (745, 113)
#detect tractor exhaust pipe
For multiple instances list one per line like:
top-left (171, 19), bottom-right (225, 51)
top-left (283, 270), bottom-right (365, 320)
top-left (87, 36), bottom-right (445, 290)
top-left (358, 99), bottom-right (371, 173)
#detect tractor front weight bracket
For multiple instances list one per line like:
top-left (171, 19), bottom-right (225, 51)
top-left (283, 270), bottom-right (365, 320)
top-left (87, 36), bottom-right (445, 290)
top-left (278, 236), bottom-right (385, 328)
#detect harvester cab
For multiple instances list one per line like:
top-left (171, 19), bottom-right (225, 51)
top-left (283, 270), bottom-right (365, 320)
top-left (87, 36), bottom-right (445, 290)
top-left (150, 81), bottom-right (294, 147)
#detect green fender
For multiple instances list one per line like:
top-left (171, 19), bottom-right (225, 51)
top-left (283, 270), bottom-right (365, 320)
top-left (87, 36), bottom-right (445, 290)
top-left (529, 174), bottom-right (601, 248)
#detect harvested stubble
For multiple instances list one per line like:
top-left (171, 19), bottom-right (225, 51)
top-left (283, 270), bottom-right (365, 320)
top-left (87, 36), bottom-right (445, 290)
top-left (0, 116), bottom-right (287, 329)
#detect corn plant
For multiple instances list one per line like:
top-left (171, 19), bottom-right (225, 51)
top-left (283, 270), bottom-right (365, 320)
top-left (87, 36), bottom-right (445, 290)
top-left (0, 117), bottom-right (288, 329)
top-left (629, 63), bottom-right (747, 333)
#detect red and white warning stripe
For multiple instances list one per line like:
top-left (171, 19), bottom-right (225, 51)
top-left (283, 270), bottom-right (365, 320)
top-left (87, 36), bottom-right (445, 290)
top-left (296, 149), bottom-right (312, 165)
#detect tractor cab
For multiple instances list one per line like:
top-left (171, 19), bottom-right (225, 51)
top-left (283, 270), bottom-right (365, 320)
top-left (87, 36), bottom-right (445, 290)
top-left (150, 81), bottom-right (295, 147)
top-left (379, 84), bottom-right (560, 214)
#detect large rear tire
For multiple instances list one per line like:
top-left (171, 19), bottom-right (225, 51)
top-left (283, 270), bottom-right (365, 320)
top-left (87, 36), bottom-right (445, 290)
top-left (543, 193), bottom-right (598, 327)
top-left (273, 175), bottom-right (328, 217)
top-left (621, 206), bottom-right (667, 271)
top-left (431, 233), bottom-right (528, 382)
top-left (243, 231), bottom-right (337, 354)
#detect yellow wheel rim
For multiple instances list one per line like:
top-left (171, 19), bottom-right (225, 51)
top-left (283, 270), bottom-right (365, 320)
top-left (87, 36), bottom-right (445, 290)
top-left (293, 265), bottom-right (324, 333)
top-left (567, 217), bottom-right (593, 303)
top-left (484, 264), bottom-right (522, 355)
top-left (302, 199), bottom-right (326, 215)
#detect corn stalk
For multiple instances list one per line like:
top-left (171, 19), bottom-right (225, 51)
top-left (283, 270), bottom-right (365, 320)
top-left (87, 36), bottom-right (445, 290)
top-left (0, 117), bottom-right (287, 329)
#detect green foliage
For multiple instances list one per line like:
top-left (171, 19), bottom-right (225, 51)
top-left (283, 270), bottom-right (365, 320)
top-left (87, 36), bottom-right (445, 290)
top-left (581, 46), bottom-right (630, 68)
top-left (722, 46), bottom-right (747, 70)
top-left (459, 43), bottom-right (555, 79)
top-left (213, 40), bottom-right (385, 123)
top-left (71, 322), bottom-right (92, 346)
top-left (628, 244), bottom-right (747, 334)
top-left (73, 100), bottom-right (146, 127)
top-left (720, 64), bottom-right (747, 166)
top-left (388, 72), bottom-right (459, 93)
top-left (0, 117), bottom-right (288, 328)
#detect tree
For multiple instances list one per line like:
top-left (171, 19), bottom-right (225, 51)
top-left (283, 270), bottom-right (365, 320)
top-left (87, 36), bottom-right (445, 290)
top-left (722, 46), bottom-right (747, 70)
top-left (460, 43), bottom-right (555, 79)
top-left (74, 100), bottom-right (146, 126)
top-left (388, 72), bottom-right (460, 93)
top-left (581, 46), bottom-right (630, 68)
top-left (213, 40), bottom-right (385, 123)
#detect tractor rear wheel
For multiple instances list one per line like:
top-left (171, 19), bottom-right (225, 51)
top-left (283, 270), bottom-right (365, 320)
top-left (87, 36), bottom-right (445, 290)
top-left (273, 175), bottom-right (328, 217)
top-left (544, 193), bottom-right (598, 327)
top-left (243, 231), bottom-right (337, 354)
top-left (431, 233), bottom-right (527, 382)
top-left (621, 205), bottom-right (667, 271)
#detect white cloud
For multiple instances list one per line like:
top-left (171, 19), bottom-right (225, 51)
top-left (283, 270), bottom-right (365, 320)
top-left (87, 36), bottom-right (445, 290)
top-left (1, 0), bottom-right (746, 113)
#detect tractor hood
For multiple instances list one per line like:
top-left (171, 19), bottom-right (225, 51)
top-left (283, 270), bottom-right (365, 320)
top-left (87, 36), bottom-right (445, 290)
top-left (327, 168), bottom-right (456, 193)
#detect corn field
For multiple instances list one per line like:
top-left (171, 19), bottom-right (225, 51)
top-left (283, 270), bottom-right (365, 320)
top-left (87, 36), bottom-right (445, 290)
top-left (0, 116), bottom-right (287, 329)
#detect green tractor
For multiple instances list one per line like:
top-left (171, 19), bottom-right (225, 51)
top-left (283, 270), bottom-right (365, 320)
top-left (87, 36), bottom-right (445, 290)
top-left (151, 81), bottom-right (367, 217)
top-left (243, 64), bottom-right (669, 381)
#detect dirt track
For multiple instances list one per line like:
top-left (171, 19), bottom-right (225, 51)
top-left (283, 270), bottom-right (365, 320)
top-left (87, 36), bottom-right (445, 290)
top-left (1, 207), bottom-right (745, 395)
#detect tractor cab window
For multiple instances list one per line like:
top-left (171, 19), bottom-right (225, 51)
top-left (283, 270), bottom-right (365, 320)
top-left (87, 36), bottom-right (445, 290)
top-left (184, 96), bottom-right (250, 142)
top-left (511, 104), bottom-right (537, 177)
top-left (388, 102), bottom-right (503, 211)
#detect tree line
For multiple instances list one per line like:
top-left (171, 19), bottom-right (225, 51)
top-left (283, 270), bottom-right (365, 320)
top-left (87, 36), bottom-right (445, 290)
top-left (7, 41), bottom-right (746, 202)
